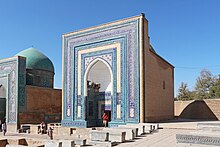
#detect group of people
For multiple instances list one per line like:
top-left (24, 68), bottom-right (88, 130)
top-left (38, 121), bottom-right (53, 140)
top-left (0, 118), bottom-right (52, 139)
top-left (0, 117), bottom-right (7, 136)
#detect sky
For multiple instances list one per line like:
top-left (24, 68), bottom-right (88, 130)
top-left (0, 0), bottom-right (220, 96)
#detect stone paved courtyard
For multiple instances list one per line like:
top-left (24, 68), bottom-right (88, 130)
top-left (0, 128), bottom-right (194, 147)
top-left (0, 120), bottom-right (219, 147)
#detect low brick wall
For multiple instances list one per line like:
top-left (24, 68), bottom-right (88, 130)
top-left (175, 99), bottom-right (220, 120)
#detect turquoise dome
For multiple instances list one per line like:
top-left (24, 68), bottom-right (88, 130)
top-left (16, 47), bottom-right (54, 72)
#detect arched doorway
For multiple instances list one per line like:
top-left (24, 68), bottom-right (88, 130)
top-left (0, 76), bottom-right (7, 122)
top-left (84, 58), bottom-right (113, 127)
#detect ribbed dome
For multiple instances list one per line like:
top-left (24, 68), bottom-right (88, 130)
top-left (16, 47), bottom-right (54, 72)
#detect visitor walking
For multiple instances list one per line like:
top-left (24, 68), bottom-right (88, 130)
top-left (102, 113), bottom-right (108, 127)
top-left (47, 127), bottom-right (53, 140)
top-left (2, 122), bottom-right (6, 136)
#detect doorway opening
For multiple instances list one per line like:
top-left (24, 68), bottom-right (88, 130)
top-left (84, 59), bottom-right (113, 127)
top-left (0, 82), bottom-right (6, 124)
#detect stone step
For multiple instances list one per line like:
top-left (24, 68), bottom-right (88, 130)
top-left (104, 128), bottom-right (133, 141)
top-left (121, 124), bottom-right (145, 135)
top-left (44, 141), bottom-right (62, 147)
top-left (197, 123), bottom-right (220, 132)
top-left (102, 128), bottom-right (126, 143)
top-left (71, 138), bottom-right (86, 146)
top-left (190, 131), bottom-right (220, 137)
top-left (90, 130), bottom-right (109, 141)
top-left (176, 133), bottom-right (220, 146)
top-left (141, 123), bottom-right (159, 131)
top-left (60, 140), bottom-right (75, 147)
top-left (88, 140), bottom-right (117, 147)
top-left (117, 127), bottom-right (138, 137)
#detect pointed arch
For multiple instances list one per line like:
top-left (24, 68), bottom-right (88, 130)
top-left (84, 57), bottom-right (113, 96)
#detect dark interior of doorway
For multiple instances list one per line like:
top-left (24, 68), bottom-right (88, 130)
top-left (0, 98), bottom-right (6, 123)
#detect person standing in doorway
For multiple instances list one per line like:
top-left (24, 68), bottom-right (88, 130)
top-left (102, 113), bottom-right (108, 127)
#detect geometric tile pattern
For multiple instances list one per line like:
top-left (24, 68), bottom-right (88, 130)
top-left (85, 53), bottom-right (112, 71)
top-left (62, 18), bottom-right (140, 127)
top-left (79, 49), bottom-right (116, 121)
top-left (0, 57), bottom-right (26, 125)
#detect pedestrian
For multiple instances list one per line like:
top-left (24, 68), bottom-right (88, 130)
top-left (102, 113), bottom-right (108, 127)
top-left (47, 127), bottom-right (53, 140)
top-left (2, 122), bottom-right (6, 136)
top-left (38, 121), bottom-right (46, 134)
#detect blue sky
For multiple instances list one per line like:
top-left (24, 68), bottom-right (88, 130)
top-left (0, 0), bottom-right (220, 96)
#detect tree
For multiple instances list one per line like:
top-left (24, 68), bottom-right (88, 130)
top-left (194, 69), bottom-right (216, 99)
top-left (177, 82), bottom-right (191, 100)
top-left (209, 74), bottom-right (220, 98)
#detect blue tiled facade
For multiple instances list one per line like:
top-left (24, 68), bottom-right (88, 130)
top-left (0, 57), bottom-right (26, 125)
top-left (62, 18), bottom-right (141, 127)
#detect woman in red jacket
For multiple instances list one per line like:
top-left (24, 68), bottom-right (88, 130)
top-left (102, 113), bottom-right (108, 127)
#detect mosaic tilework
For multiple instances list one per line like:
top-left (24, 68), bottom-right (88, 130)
top-left (61, 120), bottom-right (87, 128)
top-left (78, 44), bottom-right (120, 94)
top-left (98, 92), bottom-right (112, 101)
top-left (18, 58), bottom-right (26, 112)
top-left (75, 40), bottom-right (121, 123)
top-left (85, 53), bottom-right (112, 71)
top-left (62, 19), bottom-right (140, 127)
top-left (0, 57), bottom-right (26, 124)
top-left (81, 48), bottom-right (117, 121)
top-left (79, 49), bottom-right (116, 120)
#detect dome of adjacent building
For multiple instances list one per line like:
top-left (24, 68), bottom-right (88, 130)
top-left (16, 47), bottom-right (54, 73)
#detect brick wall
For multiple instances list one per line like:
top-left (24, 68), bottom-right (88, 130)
top-left (19, 85), bottom-right (62, 124)
top-left (144, 29), bottom-right (174, 122)
top-left (175, 99), bottom-right (220, 120)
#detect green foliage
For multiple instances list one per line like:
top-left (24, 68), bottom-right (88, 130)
top-left (177, 69), bottom-right (220, 100)
top-left (194, 69), bottom-right (216, 99)
top-left (209, 75), bottom-right (220, 98)
top-left (176, 82), bottom-right (191, 100)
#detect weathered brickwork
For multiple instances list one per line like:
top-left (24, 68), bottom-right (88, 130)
top-left (145, 38), bottom-right (174, 122)
top-left (19, 85), bottom-right (62, 124)
top-left (175, 99), bottom-right (220, 120)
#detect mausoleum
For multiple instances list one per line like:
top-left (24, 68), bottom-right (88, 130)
top-left (0, 47), bottom-right (62, 132)
top-left (61, 14), bottom-right (174, 128)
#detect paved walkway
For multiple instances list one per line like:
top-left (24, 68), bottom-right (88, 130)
top-left (1, 120), bottom-right (219, 147)
top-left (2, 128), bottom-right (191, 147)
top-left (117, 128), bottom-right (192, 147)
top-left (0, 128), bottom-right (192, 147)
